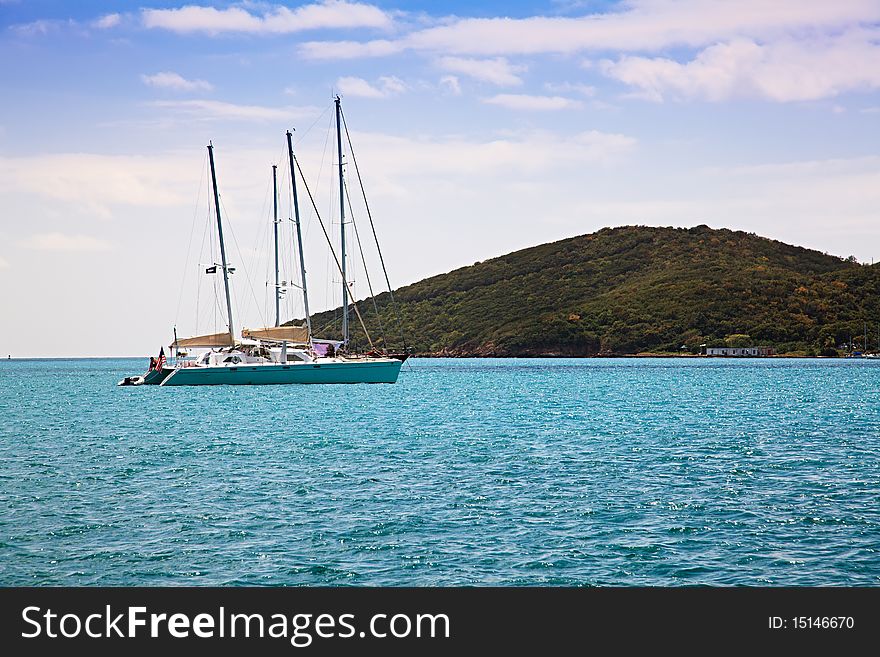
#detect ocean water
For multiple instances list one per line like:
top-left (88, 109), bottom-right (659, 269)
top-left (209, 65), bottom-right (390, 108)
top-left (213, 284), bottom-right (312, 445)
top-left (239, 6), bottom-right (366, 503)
top-left (1, 357), bottom-right (878, 586)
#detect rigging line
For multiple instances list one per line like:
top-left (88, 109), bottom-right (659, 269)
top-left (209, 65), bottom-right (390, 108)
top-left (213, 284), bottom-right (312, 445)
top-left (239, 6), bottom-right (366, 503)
top-left (281, 142), bottom-right (306, 326)
top-left (254, 165), bottom-right (274, 327)
top-left (270, 151), bottom-right (280, 314)
top-left (325, 242), bottom-right (334, 332)
top-left (277, 141), bottom-right (303, 325)
top-left (210, 191), bottom-right (223, 336)
top-left (209, 189), bottom-right (221, 335)
top-left (313, 318), bottom-right (338, 335)
top-left (340, 106), bottom-right (409, 352)
top-left (264, 168), bottom-right (277, 323)
top-left (194, 180), bottom-right (213, 336)
top-left (175, 150), bottom-right (208, 327)
top-left (195, 261), bottom-right (223, 334)
top-left (279, 141), bottom-right (301, 325)
top-left (287, 194), bottom-right (299, 323)
top-left (309, 314), bottom-right (344, 337)
top-left (198, 261), bottom-right (224, 336)
top-left (302, 109), bottom-right (332, 244)
top-left (194, 265), bottom-right (200, 337)
top-left (293, 102), bottom-right (333, 150)
top-left (282, 148), bottom-right (301, 324)
top-left (212, 249), bottom-right (220, 335)
top-left (293, 153), bottom-right (375, 350)
top-left (304, 110), bottom-right (336, 326)
top-left (265, 202), bottom-right (273, 326)
top-left (327, 109), bottom-right (340, 331)
top-left (218, 194), bottom-right (268, 333)
top-left (344, 177), bottom-right (387, 348)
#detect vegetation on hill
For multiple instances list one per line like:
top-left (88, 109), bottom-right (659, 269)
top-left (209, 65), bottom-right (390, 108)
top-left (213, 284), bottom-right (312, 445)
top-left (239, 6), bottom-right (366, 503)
top-left (300, 225), bottom-right (880, 356)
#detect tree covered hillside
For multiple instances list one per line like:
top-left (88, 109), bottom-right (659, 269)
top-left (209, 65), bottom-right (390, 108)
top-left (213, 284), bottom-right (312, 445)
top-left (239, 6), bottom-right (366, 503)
top-left (301, 225), bottom-right (880, 356)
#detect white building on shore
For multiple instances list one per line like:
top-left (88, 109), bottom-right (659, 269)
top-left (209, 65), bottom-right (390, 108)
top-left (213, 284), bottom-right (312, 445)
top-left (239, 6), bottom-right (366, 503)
top-left (705, 346), bottom-right (774, 357)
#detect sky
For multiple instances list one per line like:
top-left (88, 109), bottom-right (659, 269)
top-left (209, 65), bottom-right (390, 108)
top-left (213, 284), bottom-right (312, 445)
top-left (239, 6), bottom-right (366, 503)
top-left (1, 0), bottom-right (879, 357)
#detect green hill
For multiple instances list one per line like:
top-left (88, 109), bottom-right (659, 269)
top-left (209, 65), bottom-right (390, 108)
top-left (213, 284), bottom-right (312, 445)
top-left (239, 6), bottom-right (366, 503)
top-left (303, 225), bottom-right (880, 356)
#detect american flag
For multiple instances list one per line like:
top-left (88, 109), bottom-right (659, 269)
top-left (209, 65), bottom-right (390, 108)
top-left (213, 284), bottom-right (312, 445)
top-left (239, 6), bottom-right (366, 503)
top-left (156, 347), bottom-right (166, 370)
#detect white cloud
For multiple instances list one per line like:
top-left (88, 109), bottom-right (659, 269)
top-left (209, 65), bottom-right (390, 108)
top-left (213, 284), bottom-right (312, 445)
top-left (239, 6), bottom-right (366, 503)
top-left (92, 13), bottom-right (121, 29)
top-left (13, 14), bottom-right (115, 35)
top-left (544, 81), bottom-right (596, 96)
top-left (299, 38), bottom-right (401, 60)
top-left (0, 130), bottom-right (634, 216)
top-left (482, 94), bottom-right (583, 110)
top-left (567, 155), bottom-right (880, 258)
top-left (296, 0), bottom-right (880, 59)
top-left (439, 75), bottom-right (461, 96)
top-left (290, 1), bottom-right (880, 110)
top-left (142, 71), bottom-right (213, 92)
top-left (341, 129), bottom-right (636, 187)
top-left (0, 146), bottom-right (316, 229)
top-left (336, 76), bottom-right (406, 99)
top-left (142, 1), bottom-right (391, 35)
top-left (600, 33), bottom-right (880, 102)
top-left (10, 19), bottom-right (63, 36)
top-left (378, 75), bottom-right (406, 95)
top-left (708, 155), bottom-right (880, 179)
top-left (0, 153), bottom-right (199, 214)
top-left (436, 56), bottom-right (525, 86)
top-left (293, 128), bottom-right (640, 279)
top-left (0, 255), bottom-right (9, 270)
top-left (20, 232), bottom-right (112, 252)
top-left (150, 99), bottom-right (316, 121)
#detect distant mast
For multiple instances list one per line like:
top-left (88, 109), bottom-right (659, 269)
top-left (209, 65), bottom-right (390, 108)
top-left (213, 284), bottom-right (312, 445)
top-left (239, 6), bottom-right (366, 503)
top-left (286, 130), bottom-right (313, 340)
top-left (335, 95), bottom-right (349, 346)
top-left (272, 164), bottom-right (280, 327)
top-left (207, 142), bottom-right (235, 344)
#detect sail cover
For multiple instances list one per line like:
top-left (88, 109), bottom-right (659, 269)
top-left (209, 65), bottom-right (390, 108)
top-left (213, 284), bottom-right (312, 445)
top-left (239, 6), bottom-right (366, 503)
top-left (241, 325), bottom-right (309, 343)
top-left (172, 331), bottom-right (235, 348)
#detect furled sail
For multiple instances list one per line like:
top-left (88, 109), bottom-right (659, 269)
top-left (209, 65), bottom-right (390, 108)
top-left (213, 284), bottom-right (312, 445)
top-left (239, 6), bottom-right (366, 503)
top-left (241, 325), bottom-right (309, 343)
top-left (172, 331), bottom-right (235, 348)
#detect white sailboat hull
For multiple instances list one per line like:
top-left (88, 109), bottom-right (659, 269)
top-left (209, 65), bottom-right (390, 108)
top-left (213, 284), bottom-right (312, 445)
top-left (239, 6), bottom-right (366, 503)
top-left (159, 357), bottom-right (402, 386)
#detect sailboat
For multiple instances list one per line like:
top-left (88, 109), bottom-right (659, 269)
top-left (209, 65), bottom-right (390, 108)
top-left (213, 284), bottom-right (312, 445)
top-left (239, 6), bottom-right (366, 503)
top-left (120, 97), bottom-right (404, 386)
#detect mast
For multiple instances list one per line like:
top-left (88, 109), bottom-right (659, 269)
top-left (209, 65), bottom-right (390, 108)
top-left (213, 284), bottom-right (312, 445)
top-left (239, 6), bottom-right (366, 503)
top-left (207, 142), bottom-right (235, 344)
top-left (335, 95), bottom-right (349, 346)
top-left (286, 130), bottom-right (312, 340)
top-left (272, 164), bottom-right (280, 327)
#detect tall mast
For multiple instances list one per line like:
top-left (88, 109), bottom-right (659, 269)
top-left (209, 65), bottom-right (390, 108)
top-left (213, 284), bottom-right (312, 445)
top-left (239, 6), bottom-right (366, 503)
top-left (286, 130), bottom-right (312, 340)
top-left (335, 95), bottom-right (349, 345)
top-left (207, 142), bottom-right (235, 344)
top-left (272, 164), bottom-right (280, 327)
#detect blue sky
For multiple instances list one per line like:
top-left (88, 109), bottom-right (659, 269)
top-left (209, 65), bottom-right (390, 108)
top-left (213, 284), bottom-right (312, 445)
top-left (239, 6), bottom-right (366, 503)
top-left (1, 1), bottom-right (879, 356)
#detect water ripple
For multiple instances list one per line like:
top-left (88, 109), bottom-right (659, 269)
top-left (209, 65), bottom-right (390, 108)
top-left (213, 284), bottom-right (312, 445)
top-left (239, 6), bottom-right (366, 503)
top-left (1, 357), bottom-right (879, 585)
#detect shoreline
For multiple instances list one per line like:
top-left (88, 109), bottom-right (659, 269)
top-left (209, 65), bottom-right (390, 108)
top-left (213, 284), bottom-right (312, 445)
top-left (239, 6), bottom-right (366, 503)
top-left (3, 353), bottom-right (867, 361)
top-left (413, 352), bottom-right (850, 359)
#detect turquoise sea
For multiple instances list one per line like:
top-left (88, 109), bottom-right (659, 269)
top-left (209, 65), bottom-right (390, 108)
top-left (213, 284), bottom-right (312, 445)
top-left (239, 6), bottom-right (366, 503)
top-left (1, 357), bottom-right (878, 586)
